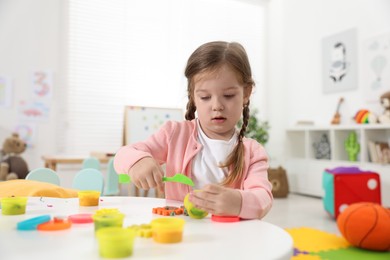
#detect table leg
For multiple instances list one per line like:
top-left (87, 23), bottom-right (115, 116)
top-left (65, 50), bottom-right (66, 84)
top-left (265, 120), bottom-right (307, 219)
top-left (44, 161), bottom-right (57, 171)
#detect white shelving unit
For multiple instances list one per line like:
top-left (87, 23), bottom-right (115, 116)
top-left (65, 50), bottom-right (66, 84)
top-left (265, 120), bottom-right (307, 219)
top-left (285, 124), bottom-right (390, 207)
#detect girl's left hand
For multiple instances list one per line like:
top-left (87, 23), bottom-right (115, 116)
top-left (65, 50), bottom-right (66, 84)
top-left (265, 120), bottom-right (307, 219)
top-left (189, 184), bottom-right (242, 216)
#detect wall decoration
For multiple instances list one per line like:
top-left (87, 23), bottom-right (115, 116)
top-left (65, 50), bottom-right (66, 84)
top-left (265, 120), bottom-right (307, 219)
top-left (322, 28), bottom-right (358, 93)
top-left (14, 123), bottom-right (36, 148)
top-left (18, 100), bottom-right (50, 122)
top-left (363, 33), bottom-right (390, 103)
top-left (123, 106), bottom-right (183, 145)
top-left (31, 70), bottom-right (52, 101)
top-left (0, 76), bottom-right (12, 108)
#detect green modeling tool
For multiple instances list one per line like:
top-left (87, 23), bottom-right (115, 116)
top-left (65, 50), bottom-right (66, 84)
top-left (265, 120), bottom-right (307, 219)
top-left (118, 173), bottom-right (194, 186)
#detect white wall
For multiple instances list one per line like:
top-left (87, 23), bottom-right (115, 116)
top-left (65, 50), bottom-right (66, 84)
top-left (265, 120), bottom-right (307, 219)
top-left (0, 0), bottom-right (64, 169)
top-left (266, 0), bottom-right (390, 166)
top-left (1, 0), bottom-right (389, 178)
top-left (0, 0), bottom-right (266, 188)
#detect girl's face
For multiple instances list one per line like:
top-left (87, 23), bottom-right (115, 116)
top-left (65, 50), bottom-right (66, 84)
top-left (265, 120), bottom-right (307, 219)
top-left (193, 64), bottom-right (251, 140)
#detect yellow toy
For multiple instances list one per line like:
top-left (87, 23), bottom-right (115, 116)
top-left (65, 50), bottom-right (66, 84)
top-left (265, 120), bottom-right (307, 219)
top-left (183, 190), bottom-right (208, 219)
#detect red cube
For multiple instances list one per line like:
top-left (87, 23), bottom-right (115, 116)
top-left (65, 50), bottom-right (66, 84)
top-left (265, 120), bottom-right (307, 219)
top-left (322, 167), bottom-right (381, 219)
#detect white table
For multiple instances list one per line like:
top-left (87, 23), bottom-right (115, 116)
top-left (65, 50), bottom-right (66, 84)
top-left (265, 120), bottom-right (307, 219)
top-left (0, 197), bottom-right (293, 260)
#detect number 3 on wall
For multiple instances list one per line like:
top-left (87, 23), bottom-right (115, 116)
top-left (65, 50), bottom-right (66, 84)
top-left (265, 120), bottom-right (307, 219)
top-left (32, 71), bottom-right (51, 98)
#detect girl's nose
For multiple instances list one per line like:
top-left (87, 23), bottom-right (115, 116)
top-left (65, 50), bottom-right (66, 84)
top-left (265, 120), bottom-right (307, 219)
top-left (212, 99), bottom-right (224, 111)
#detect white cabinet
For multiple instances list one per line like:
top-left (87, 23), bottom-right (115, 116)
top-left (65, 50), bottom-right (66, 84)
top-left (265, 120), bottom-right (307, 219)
top-left (285, 124), bottom-right (390, 207)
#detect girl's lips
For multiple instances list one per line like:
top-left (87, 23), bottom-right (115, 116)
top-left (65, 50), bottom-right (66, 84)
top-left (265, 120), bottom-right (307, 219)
top-left (212, 117), bottom-right (226, 123)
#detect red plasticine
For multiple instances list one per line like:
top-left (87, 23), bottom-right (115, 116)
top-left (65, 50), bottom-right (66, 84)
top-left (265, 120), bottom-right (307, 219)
top-left (211, 215), bottom-right (240, 222)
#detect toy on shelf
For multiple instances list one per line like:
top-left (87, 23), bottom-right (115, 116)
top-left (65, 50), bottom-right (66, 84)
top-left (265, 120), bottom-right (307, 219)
top-left (322, 167), bottom-right (381, 219)
top-left (331, 97), bottom-right (344, 125)
top-left (312, 134), bottom-right (331, 160)
top-left (378, 91), bottom-right (390, 124)
top-left (344, 132), bottom-right (360, 161)
top-left (0, 133), bottom-right (29, 180)
top-left (337, 202), bottom-right (390, 251)
top-left (353, 109), bottom-right (377, 124)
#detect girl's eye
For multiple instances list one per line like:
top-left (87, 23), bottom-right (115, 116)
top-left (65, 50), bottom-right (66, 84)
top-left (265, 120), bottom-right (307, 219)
top-left (200, 96), bottom-right (211, 100)
top-left (224, 94), bottom-right (235, 98)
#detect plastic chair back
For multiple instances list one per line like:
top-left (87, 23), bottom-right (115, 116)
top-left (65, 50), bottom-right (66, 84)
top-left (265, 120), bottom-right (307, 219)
top-left (104, 158), bottom-right (119, 196)
top-left (72, 168), bottom-right (104, 193)
top-left (82, 157), bottom-right (100, 170)
top-left (26, 168), bottom-right (61, 186)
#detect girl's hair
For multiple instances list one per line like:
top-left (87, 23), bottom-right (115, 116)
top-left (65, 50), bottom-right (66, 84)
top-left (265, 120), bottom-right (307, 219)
top-left (184, 41), bottom-right (255, 186)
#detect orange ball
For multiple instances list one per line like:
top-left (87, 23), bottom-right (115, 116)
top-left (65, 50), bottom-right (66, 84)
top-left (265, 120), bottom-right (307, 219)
top-left (337, 202), bottom-right (390, 251)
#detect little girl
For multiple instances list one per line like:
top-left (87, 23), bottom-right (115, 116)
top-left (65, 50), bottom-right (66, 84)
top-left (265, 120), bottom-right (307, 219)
top-left (114, 41), bottom-right (273, 219)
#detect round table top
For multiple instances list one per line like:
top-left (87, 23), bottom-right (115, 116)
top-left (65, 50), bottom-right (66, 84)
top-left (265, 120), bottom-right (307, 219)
top-left (0, 196), bottom-right (293, 260)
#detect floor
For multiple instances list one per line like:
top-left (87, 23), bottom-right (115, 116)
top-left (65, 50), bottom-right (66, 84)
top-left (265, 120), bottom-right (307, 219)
top-left (262, 193), bottom-right (340, 235)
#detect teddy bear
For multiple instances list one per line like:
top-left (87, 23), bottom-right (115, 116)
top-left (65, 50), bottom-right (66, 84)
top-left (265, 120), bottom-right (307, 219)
top-left (0, 133), bottom-right (29, 181)
top-left (378, 91), bottom-right (390, 124)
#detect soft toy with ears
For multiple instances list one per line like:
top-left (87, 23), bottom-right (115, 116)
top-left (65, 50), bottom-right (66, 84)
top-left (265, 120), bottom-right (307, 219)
top-left (378, 91), bottom-right (390, 124)
top-left (0, 133), bottom-right (29, 181)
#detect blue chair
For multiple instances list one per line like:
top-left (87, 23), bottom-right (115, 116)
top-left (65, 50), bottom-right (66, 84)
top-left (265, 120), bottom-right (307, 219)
top-left (82, 157), bottom-right (101, 170)
top-left (72, 168), bottom-right (104, 193)
top-left (104, 158), bottom-right (119, 196)
top-left (26, 168), bottom-right (61, 186)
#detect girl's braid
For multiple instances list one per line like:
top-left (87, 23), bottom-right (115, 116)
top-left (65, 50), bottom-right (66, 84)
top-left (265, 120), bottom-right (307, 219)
top-left (185, 99), bottom-right (196, 121)
top-left (238, 101), bottom-right (250, 142)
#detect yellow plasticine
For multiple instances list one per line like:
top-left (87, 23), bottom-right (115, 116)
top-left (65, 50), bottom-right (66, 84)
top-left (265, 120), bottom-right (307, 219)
top-left (95, 208), bottom-right (120, 215)
top-left (151, 218), bottom-right (185, 244)
top-left (140, 229), bottom-right (153, 238)
top-left (128, 224), bottom-right (152, 238)
top-left (1, 197), bottom-right (28, 215)
top-left (78, 191), bottom-right (100, 206)
top-left (92, 213), bottom-right (125, 232)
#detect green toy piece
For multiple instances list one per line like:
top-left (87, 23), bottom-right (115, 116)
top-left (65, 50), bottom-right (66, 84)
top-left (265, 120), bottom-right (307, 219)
top-left (162, 174), bottom-right (194, 186)
top-left (118, 173), bottom-right (194, 186)
top-left (118, 174), bottom-right (130, 184)
top-left (344, 132), bottom-right (360, 161)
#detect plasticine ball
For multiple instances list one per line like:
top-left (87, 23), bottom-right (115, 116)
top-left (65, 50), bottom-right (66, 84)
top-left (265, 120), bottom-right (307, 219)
top-left (184, 191), bottom-right (208, 219)
top-left (337, 202), bottom-right (390, 251)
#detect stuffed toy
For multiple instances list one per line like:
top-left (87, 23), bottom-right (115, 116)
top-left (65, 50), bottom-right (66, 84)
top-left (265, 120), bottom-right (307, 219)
top-left (378, 91), bottom-right (390, 124)
top-left (0, 133), bottom-right (29, 180)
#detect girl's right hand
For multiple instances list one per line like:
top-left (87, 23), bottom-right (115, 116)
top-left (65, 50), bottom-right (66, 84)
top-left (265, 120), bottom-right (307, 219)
top-left (128, 157), bottom-right (164, 192)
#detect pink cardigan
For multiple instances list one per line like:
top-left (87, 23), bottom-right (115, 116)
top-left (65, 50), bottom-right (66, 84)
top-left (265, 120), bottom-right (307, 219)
top-left (114, 120), bottom-right (273, 219)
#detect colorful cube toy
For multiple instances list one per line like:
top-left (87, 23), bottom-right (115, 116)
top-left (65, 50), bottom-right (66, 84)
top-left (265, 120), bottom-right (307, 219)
top-left (322, 167), bottom-right (381, 219)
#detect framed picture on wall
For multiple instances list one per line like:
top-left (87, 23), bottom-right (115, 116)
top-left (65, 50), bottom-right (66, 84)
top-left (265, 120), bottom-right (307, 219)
top-left (123, 106), bottom-right (183, 145)
top-left (322, 28), bottom-right (358, 93)
top-left (363, 32), bottom-right (390, 103)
